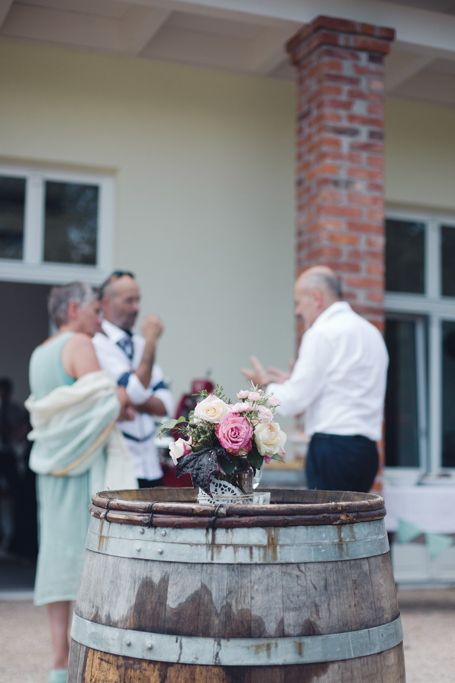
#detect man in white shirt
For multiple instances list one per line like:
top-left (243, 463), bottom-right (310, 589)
top-left (93, 272), bottom-right (173, 488)
top-left (242, 266), bottom-right (389, 492)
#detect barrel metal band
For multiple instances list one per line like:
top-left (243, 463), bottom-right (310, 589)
top-left (87, 516), bottom-right (389, 564)
top-left (71, 613), bottom-right (403, 666)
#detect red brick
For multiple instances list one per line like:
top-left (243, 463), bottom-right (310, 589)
top-left (347, 88), bottom-right (383, 103)
top-left (307, 84), bottom-right (343, 103)
top-left (322, 205), bottom-right (363, 218)
top-left (307, 247), bottom-right (342, 260)
top-left (367, 104), bottom-right (385, 116)
top-left (347, 192), bottom-right (383, 207)
top-left (347, 114), bottom-right (384, 128)
top-left (353, 64), bottom-right (384, 76)
top-left (315, 189), bottom-right (344, 203)
top-left (328, 233), bottom-right (360, 245)
top-left (320, 48), bottom-right (361, 62)
top-left (353, 36), bottom-right (391, 55)
top-left (325, 73), bottom-right (361, 86)
top-left (348, 220), bottom-right (383, 233)
top-left (367, 155), bottom-right (384, 168)
top-left (367, 264), bottom-right (385, 275)
top-left (346, 276), bottom-right (383, 289)
top-left (347, 167), bottom-right (384, 180)
top-left (367, 182), bottom-right (384, 192)
top-left (367, 291), bottom-right (385, 303)
top-left (307, 163), bottom-right (341, 180)
top-left (317, 98), bottom-right (354, 111)
top-left (368, 78), bottom-right (384, 91)
top-left (350, 141), bottom-right (384, 152)
top-left (330, 261), bottom-right (362, 273)
top-left (347, 248), bottom-right (383, 261)
top-left (367, 209), bottom-right (384, 221)
top-left (366, 236), bottom-right (385, 248)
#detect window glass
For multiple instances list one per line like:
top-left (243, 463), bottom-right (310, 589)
top-left (44, 181), bottom-right (99, 265)
top-left (386, 219), bottom-right (425, 294)
top-left (441, 225), bottom-right (455, 297)
top-left (0, 176), bottom-right (26, 260)
top-left (442, 321), bottom-right (455, 467)
top-left (385, 318), bottom-right (420, 467)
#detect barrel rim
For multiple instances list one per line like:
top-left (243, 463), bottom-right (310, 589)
top-left (89, 488), bottom-right (386, 528)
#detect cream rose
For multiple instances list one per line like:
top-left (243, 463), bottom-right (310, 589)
top-left (169, 438), bottom-right (192, 465)
top-left (254, 421), bottom-right (287, 456)
top-left (194, 394), bottom-right (230, 424)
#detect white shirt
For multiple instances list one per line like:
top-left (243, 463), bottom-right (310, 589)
top-left (268, 302), bottom-right (389, 442)
top-left (93, 320), bottom-right (173, 480)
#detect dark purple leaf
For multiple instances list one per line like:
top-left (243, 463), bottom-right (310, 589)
top-left (176, 446), bottom-right (229, 496)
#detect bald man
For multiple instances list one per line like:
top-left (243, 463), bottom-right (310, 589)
top-left (242, 266), bottom-right (389, 492)
top-left (93, 272), bottom-right (173, 488)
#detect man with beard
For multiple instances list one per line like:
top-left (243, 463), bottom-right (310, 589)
top-left (93, 272), bottom-right (173, 488)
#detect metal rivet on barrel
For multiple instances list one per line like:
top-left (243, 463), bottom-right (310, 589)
top-left (136, 546), bottom-right (141, 552)
top-left (157, 548), bottom-right (163, 554)
top-left (126, 640), bottom-right (131, 647)
top-left (139, 528), bottom-right (145, 535)
top-left (161, 530), bottom-right (166, 537)
top-left (147, 642), bottom-right (153, 650)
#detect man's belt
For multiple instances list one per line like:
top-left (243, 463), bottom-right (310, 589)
top-left (122, 431), bottom-right (155, 443)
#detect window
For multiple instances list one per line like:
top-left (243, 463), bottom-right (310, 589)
top-left (385, 211), bottom-right (455, 476)
top-left (0, 165), bottom-right (113, 284)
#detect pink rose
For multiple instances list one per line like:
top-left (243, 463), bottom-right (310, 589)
top-left (268, 397), bottom-right (281, 407)
top-left (248, 391), bottom-right (262, 402)
top-left (258, 405), bottom-right (273, 423)
top-left (231, 402), bottom-right (252, 413)
top-left (216, 414), bottom-right (253, 456)
top-left (236, 390), bottom-right (249, 399)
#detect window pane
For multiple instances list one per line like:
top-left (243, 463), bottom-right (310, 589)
top-left (386, 219), bottom-right (425, 294)
top-left (442, 321), bottom-right (455, 467)
top-left (44, 181), bottom-right (99, 265)
top-left (0, 176), bottom-right (26, 260)
top-left (441, 225), bottom-right (455, 297)
top-left (385, 319), bottom-right (420, 467)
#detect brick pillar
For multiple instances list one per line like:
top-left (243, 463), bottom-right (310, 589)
top-left (287, 16), bottom-right (394, 336)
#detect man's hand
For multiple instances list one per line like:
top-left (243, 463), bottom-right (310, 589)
top-left (241, 355), bottom-right (271, 387)
top-left (136, 314), bottom-right (163, 389)
top-left (117, 386), bottom-right (135, 421)
top-left (267, 360), bottom-right (295, 384)
top-left (142, 314), bottom-right (163, 344)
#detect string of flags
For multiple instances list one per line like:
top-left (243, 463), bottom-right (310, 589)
top-left (397, 519), bottom-right (455, 560)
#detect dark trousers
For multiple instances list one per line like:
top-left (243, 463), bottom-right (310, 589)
top-left (138, 477), bottom-right (164, 489)
top-left (306, 433), bottom-right (379, 493)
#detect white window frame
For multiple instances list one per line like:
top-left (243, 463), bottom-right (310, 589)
top-left (385, 208), bottom-right (455, 480)
top-left (0, 163), bottom-right (113, 285)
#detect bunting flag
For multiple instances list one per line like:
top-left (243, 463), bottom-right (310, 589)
top-left (397, 519), bottom-right (422, 544)
top-left (425, 532), bottom-right (455, 560)
top-left (397, 518), bottom-right (455, 560)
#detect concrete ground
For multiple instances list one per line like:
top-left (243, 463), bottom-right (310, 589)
top-left (1, 589), bottom-right (454, 683)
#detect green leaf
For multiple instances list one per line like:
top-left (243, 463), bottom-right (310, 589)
top-left (218, 454), bottom-right (236, 476)
top-left (270, 452), bottom-right (285, 462)
top-left (247, 449), bottom-right (263, 470)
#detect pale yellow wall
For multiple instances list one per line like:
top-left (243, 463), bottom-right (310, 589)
top-left (385, 97), bottom-right (455, 214)
top-left (0, 40), bottom-right (296, 404)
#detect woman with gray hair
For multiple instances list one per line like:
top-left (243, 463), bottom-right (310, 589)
top-left (27, 282), bottom-right (133, 683)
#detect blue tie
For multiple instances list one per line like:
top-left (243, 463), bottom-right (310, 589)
top-left (117, 336), bottom-right (134, 361)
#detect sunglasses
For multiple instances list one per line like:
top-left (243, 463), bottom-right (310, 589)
top-left (99, 270), bottom-right (135, 294)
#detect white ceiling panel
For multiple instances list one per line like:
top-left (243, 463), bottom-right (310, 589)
top-left (16, 0), bottom-right (129, 20)
top-left (166, 11), bottom-right (261, 39)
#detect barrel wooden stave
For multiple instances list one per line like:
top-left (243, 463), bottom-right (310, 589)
top-left (75, 549), bottom-right (398, 638)
top-left (68, 642), bottom-right (405, 682)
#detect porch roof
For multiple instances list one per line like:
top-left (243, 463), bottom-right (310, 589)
top-left (1, 0), bottom-right (455, 108)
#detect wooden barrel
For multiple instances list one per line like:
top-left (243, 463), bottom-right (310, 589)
top-left (68, 488), bottom-right (405, 682)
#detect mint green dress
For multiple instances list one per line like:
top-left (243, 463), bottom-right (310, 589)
top-left (30, 333), bottom-right (93, 606)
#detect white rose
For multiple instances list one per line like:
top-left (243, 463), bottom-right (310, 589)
top-left (169, 438), bottom-right (192, 465)
top-left (194, 394), bottom-right (230, 423)
top-left (254, 421), bottom-right (287, 456)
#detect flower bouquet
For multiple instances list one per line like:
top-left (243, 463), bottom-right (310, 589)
top-left (158, 385), bottom-right (286, 504)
